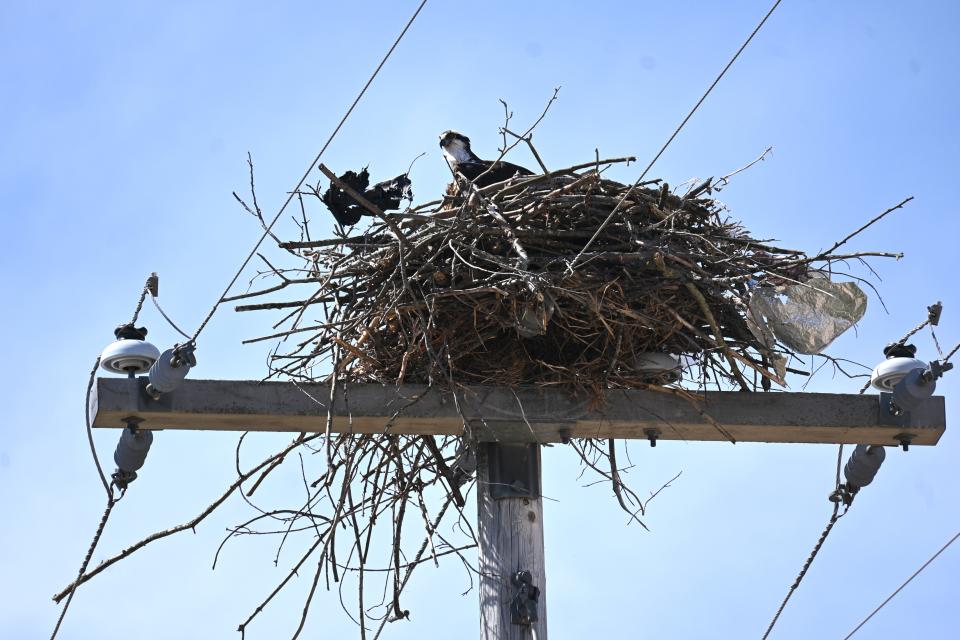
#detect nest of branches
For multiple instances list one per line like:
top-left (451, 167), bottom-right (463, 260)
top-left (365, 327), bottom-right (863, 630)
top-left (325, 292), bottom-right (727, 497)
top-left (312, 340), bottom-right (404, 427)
top-left (245, 156), bottom-right (899, 397)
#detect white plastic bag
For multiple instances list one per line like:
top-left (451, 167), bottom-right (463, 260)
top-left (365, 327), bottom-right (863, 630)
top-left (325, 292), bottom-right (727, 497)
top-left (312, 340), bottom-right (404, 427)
top-left (747, 274), bottom-right (867, 355)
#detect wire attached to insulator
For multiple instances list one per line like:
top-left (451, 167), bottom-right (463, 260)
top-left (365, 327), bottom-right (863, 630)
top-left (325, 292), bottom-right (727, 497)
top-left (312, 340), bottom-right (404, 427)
top-left (762, 445), bottom-right (850, 639)
top-left (49, 488), bottom-right (123, 640)
top-left (149, 291), bottom-right (192, 341)
top-left (53, 275), bottom-right (164, 639)
top-left (185, 0), bottom-right (428, 345)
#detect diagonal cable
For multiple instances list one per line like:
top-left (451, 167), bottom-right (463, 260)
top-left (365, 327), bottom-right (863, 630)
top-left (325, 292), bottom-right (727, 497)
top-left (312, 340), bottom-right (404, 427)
top-left (190, 0), bottom-right (429, 342)
top-left (569, 0), bottom-right (784, 271)
top-left (843, 528), bottom-right (960, 639)
top-left (761, 443), bottom-right (845, 639)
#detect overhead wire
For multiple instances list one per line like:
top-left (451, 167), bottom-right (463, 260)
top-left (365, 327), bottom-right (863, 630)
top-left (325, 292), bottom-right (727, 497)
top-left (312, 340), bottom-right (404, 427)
top-left (188, 0), bottom-right (429, 344)
top-left (766, 303), bottom-right (954, 637)
top-left (943, 339), bottom-right (960, 364)
top-left (569, 0), bottom-right (784, 270)
top-left (128, 280), bottom-right (151, 325)
top-left (53, 277), bottom-right (154, 639)
top-left (49, 493), bottom-right (121, 640)
top-left (84, 357), bottom-right (111, 497)
top-left (761, 444), bottom-right (847, 639)
top-left (843, 528), bottom-right (960, 639)
top-left (150, 293), bottom-right (192, 341)
top-left (54, 3), bottom-right (429, 631)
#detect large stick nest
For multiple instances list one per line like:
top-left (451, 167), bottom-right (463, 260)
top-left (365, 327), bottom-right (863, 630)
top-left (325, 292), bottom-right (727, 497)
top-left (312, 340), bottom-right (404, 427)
top-left (247, 159), bottom-right (868, 395)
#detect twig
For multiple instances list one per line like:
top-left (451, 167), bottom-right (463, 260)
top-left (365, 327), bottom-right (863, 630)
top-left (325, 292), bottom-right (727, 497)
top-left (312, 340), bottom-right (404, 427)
top-left (813, 197), bottom-right (913, 260)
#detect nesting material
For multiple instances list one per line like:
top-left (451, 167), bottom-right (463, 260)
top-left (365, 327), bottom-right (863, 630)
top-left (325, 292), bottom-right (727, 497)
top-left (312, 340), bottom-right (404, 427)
top-left (243, 156), bottom-right (899, 395)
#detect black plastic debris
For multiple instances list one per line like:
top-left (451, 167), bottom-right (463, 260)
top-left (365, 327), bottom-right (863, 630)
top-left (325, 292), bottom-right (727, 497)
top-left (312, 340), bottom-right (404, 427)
top-left (322, 167), bottom-right (412, 226)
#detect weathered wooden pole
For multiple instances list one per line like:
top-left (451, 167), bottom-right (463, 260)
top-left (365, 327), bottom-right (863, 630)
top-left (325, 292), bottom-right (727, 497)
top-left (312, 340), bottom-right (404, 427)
top-left (477, 442), bottom-right (547, 640)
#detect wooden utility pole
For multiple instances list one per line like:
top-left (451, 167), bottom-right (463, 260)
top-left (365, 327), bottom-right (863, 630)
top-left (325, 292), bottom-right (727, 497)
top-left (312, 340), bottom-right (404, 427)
top-left (478, 443), bottom-right (547, 639)
top-left (91, 378), bottom-right (946, 639)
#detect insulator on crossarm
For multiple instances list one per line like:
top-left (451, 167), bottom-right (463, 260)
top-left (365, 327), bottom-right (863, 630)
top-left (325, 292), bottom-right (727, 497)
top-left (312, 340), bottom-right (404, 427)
top-left (114, 426), bottom-right (153, 475)
top-left (843, 444), bottom-right (886, 490)
top-left (145, 343), bottom-right (196, 399)
top-left (891, 368), bottom-right (938, 412)
top-left (100, 324), bottom-right (160, 376)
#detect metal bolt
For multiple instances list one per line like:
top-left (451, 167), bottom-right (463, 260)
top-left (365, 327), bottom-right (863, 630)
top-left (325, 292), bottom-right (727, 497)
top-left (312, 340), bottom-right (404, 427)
top-left (895, 433), bottom-right (913, 452)
top-left (644, 428), bottom-right (661, 447)
top-left (122, 416), bottom-right (144, 429)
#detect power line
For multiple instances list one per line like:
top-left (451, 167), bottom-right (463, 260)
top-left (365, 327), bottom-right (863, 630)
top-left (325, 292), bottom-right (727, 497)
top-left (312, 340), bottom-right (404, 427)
top-left (943, 339), bottom-right (960, 363)
top-left (128, 277), bottom-right (152, 325)
top-left (58, 273), bottom-right (193, 638)
top-left (189, 0), bottom-right (429, 343)
top-left (50, 496), bottom-right (119, 640)
top-left (55, 4), bottom-right (429, 632)
top-left (843, 528), bottom-right (960, 639)
top-left (569, 0), bottom-right (784, 271)
top-left (150, 292), bottom-right (192, 341)
top-left (55, 356), bottom-right (124, 639)
top-left (761, 444), bottom-right (846, 639)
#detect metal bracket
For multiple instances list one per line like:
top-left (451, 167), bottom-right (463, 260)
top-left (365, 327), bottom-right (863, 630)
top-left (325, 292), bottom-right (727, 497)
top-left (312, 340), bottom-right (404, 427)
top-left (879, 394), bottom-right (918, 451)
top-left (829, 483), bottom-right (858, 507)
top-left (510, 570), bottom-right (540, 626)
top-left (878, 393), bottom-right (911, 426)
top-left (928, 301), bottom-right (942, 326)
top-left (485, 443), bottom-right (540, 500)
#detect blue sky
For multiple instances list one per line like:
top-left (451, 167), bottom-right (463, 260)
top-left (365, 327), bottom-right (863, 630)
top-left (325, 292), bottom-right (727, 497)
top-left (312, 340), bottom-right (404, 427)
top-left (2, 1), bottom-right (959, 638)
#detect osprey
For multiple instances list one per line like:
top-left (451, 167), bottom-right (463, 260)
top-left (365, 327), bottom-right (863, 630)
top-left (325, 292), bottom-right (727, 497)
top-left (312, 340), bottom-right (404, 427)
top-left (439, 130), bottom-right (533, 188)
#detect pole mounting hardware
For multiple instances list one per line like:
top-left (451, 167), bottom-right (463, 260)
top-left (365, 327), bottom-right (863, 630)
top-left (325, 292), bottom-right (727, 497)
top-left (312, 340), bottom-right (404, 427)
top-left (894, 433), bottom-right (914, 452)
top-left (510, 570), bottom-right (540, 626)
top-left (485, 443), bottom-right (540, 500)
top-left (644, 427), bottom-right (661, 447)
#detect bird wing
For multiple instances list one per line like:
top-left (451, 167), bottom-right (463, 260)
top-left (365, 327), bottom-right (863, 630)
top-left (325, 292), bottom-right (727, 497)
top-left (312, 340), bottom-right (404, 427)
top-left (457, 160), bottom-right (533, 188)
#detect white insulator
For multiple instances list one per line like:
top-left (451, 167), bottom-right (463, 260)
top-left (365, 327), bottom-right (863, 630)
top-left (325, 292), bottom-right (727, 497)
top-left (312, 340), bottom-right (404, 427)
top-left (870, 357), bottom-right (928, 391)
top-left (146, 348), bottom-right (191, 395)
top-left (100, 339), bottom-right (160, 375)
top-left (631, 352), bottom-right (682, 382)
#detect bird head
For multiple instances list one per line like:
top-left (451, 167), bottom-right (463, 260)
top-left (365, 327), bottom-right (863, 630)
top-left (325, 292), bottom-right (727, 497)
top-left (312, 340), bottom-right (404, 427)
top-left (439, 130), bottom-right (470, 149)
top-left (438, 130), bottom-right (475, 165)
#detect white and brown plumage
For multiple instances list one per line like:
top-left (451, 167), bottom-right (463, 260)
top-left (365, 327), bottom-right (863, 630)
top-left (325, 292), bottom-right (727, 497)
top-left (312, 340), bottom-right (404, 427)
top-left (439, 130), bottom-right (533, 188)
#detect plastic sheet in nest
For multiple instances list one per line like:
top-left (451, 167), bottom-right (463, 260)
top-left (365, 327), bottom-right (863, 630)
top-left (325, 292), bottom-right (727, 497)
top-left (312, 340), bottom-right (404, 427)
top-left (747, 273), bottom-right (868, 355)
